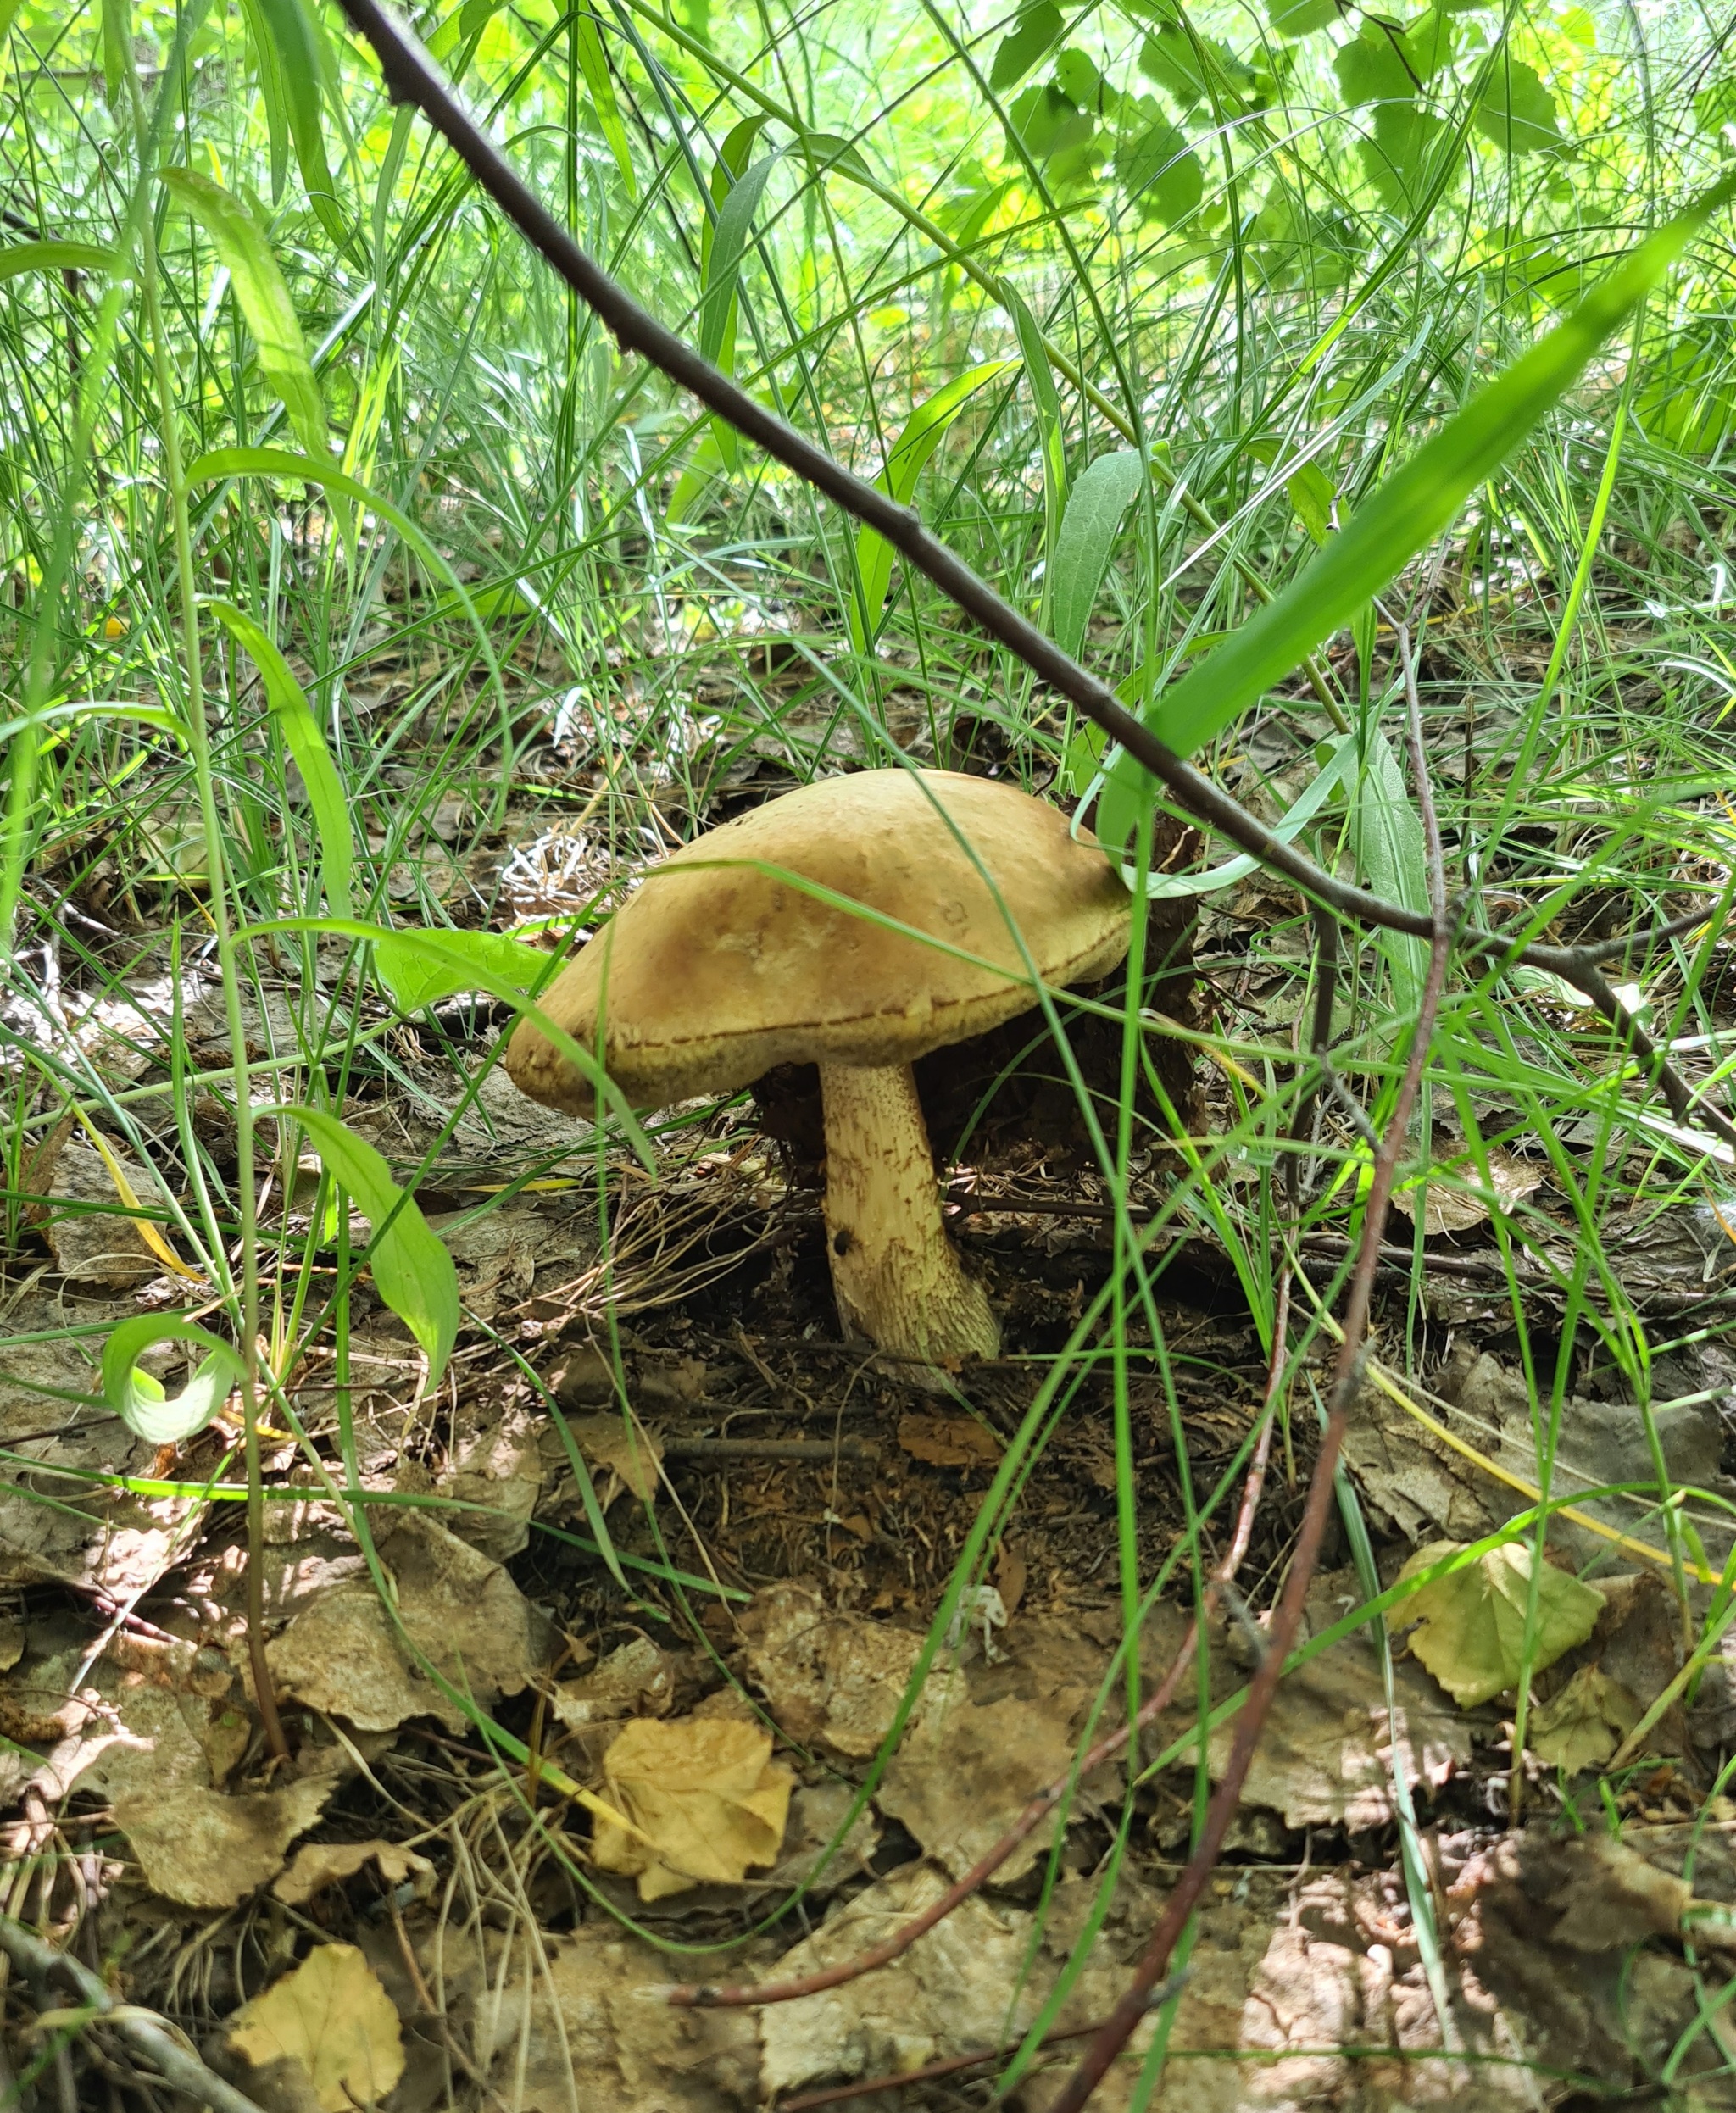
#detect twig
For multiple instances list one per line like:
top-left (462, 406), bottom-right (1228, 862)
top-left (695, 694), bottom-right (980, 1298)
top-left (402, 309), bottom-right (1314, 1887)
top-left (1043, 898), bottom-right (1461, 2113)
top-left (328, 0), bottom-right (1736, 1159)
top-left (1397, 622), bottom-right (1448, 924)
top-left (0, 1914), bottom-right (265, 2113)
top-left (660, 1436), bottom-right (876, 1462)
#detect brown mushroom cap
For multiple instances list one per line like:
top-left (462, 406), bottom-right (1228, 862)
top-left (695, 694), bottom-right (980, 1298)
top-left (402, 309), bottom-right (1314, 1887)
top-left (505, 769), bottom-right (1132, 1116)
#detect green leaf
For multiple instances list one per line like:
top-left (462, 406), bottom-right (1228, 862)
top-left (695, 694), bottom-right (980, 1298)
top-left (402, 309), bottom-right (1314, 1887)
top-left (1388, 1538), bottom-right (1601, 1708)
top-left (1267, 0), bottom-right (1338, 39)
top-left (699, 150), bottom-right (777, 370)
top-left (237, 0), bottom-right (290, 202)
top-left (990, 1), bottom-right (1061, 90)
top-left (1360, 101), bottom-right (1455, 211)
top-left (0, 242), bottom-right (114, 282)
top-left (100, 0), bottom-right (126, 104)
top-left (1088, 170), bottom-right (1736, 854)
top-left (1138, 23), bottom-right (1245, 112)
top-left (1476, 58), bottom-right (1564, 155)
top-left (376, 926), bottom-right (554, 1012)
top-left (798, 131), bottom-right (871, 182)
top-left (244, 915), bottom-right (653, 1166)
top-left (250, 0), bottom-right (346, 245)
top-left (1333, 21), bottom-right (1416, 105)
top-left (159, 170), bottom-right (326, 464)
top-left (203, 599), bottom-right (352, 917)
top-left (574, 7), bottom-right (637, 197)
top-left (267, 1104), bottom-right (459, 1383)
top-left (668, 428), bottom-right (729, 523)
top-left (1007, 81), bottom-right (1095, 163)
top-left (1113, 108), bottom-right (1203, 222)
top-left (1005, 286), bottom-right (1067, 554)
top-left (1348, 732), bottom-right (1430, 1015)
top-left (1051, 449), bottom-right (1145, 659)
top-left (1286, 459), bottom-right (1338, 544)
top-left (849, 360), bottom-right (1019, 650)
top-left (102, 1315), bottom-right (244, 1448)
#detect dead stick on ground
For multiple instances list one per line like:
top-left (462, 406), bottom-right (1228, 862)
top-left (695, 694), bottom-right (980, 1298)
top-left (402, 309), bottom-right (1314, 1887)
top-left (330, 0), bottom-right (1736, 1154)
top-left (0, 1914), bottom-right (265, 2113)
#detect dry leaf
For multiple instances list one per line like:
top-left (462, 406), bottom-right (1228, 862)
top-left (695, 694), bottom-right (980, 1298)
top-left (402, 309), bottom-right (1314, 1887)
top-left (1391, 1148), bottom-right (1542, 1235)
top-left (225, 1943), bottom-right (404, 2112)
top-left (896, 1414), bottom-right (1001, 1469)
top-left (591, 1716), bottom-right (793, 1901)
top-left (273, 1839), bottom-right (436, 1906)
top-left (566, 1411), bottom-right (663, 1502)
top-left (739, 1583), bottom-right (927, 1758)
top-left (116, 1769), bottom-right (340, 1907)
top-left (1388, 1539), bottom-right (1601, 1708)
top-left (1530, 1665), bottom-right (1643, 1774)
top-left (550, 1634), bottom-right (675, 1727)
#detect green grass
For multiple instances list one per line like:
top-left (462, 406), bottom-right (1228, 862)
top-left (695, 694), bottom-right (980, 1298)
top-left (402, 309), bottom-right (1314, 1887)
top-left (3, 0), bottom-right (1736, 2093)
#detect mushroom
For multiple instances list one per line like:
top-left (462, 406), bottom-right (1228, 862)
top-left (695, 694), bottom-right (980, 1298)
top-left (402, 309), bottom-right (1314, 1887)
top-left (504, 769), bottom-right (1131, 1367)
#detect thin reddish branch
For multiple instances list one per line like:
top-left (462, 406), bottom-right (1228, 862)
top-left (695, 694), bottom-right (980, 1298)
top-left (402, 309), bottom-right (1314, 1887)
top-left (1043, 899), bottom-right (1460, 2113)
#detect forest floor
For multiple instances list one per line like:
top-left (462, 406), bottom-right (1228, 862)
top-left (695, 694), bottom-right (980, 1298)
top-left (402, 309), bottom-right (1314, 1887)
top-left (6, 581), bottom-right (1736, 2112)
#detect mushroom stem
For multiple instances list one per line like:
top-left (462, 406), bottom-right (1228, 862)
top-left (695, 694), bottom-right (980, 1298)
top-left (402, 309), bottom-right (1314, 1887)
top-left (817, 1059), bottom-right (1000, 1366)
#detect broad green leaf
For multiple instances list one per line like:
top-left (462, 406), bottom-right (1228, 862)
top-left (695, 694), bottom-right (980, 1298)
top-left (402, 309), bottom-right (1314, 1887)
top-left (1138, 23), bottom-right (1244, 112)
top-left (1051, 449), bottom-right (1144, 659)
top-left (1360, 101), bottom-right (1455, 211)
top-left (203, 598), bottom-right (352, 917)
top-left (102, 1315), bottom-right (244, 1447)
top-left (574, 8), bottom-right (637, 197)
top-left (159, 170), bottom-right (326, 464)
top-left (1285, 459), bottom-right (1338, 544)
top-left (849, 361), bottom-right (1019, 650)
top-left (1388, 1537), bottom-right (1600, 1707)
top-left (250, 0), bottom-right (346, 244)
top-left (100, 0), bottom-right (126, 103)
top-left (1007, 81), bottom-right (1094, 163)
top-left (1477, 58), bottom-right (1564, 155)
top-left (268, 1104), bottom-right (459, 1383)
top-left (376, 926), bottom-right (554, 1012)
top-left (797, 131), bottom-right (872, 182)
top-left (1267, 0), bottom-right (1337, 38)
top-left (668, 428), bottom-right (729, 522)
top-left (1333, 22), bottom-right (1416, 105)
top-left (990, 1), bottom-right (1061, 89)
top-left (1054, 47), bottom-right (1106, 109)
top-left (1113, 108), bottom-right (1203, 222)
top-left (0, 242), bottom-right (114, 282)
top-left (1348, 732), bottom-right (1429, 1016)
top-left (1091, 170), bottom-right (1736, 855)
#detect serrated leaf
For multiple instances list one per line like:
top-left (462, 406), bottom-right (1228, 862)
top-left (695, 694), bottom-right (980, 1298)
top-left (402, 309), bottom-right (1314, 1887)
top-left (1477, 58), bottom-right (1564, 154)
top-left (990, 1), bottom-right (1062, 90)
top-left (267, 1105), bottom-right (458, 1383)
top-left (1388, 1538), bottom-right (1601, 1708)
top-left (203, 600), bottom-right (351, 917)
top-left (1051, 449), bottom-right (1144, 659)
top-left (1334, 22), bottom-right (1415, 105)
top-left (102, 1315), bottom-right (244, 1447)
top-left (849, 359), bottom-right (1018, 650)
top-left (159, 170), bottom-right (326, 464)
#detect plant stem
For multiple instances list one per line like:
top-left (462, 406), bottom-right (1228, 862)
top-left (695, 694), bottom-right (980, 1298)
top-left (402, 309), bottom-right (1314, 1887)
top-left (122, 42), bottom-right (287, 1762)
